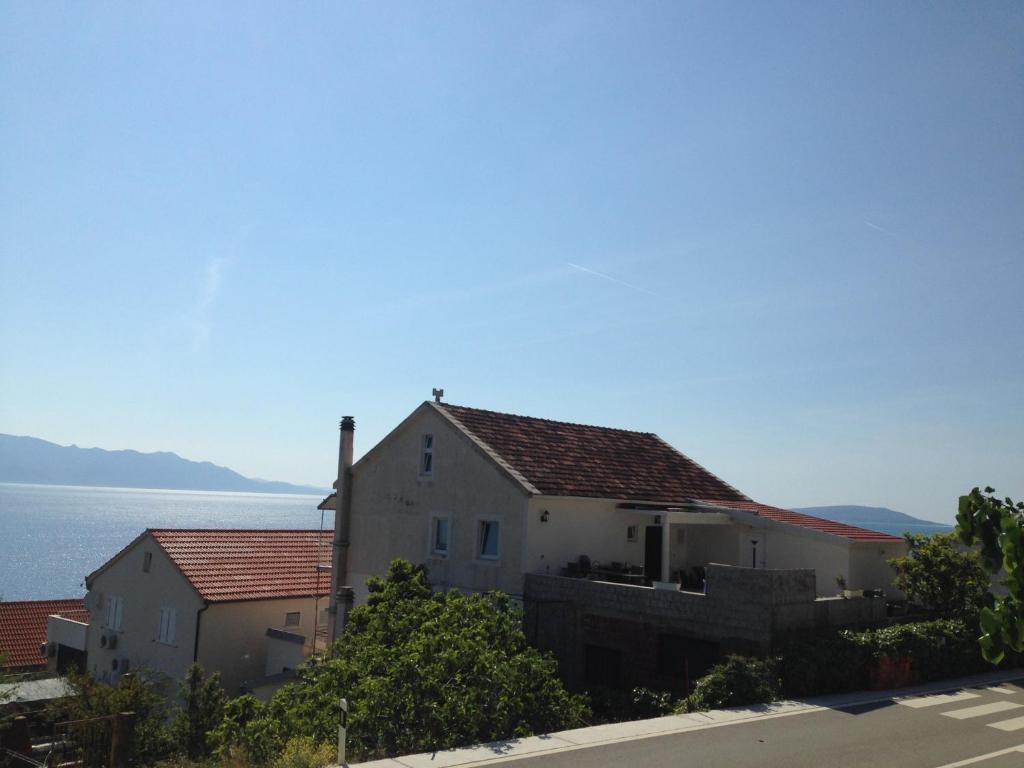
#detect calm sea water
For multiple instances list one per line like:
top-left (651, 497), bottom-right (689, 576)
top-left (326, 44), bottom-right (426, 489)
top-left (0, 483), bottom-right (332, 601)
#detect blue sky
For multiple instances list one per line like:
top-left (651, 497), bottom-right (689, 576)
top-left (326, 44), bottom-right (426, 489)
top-left (1, 2), bottom-right (1021, 522)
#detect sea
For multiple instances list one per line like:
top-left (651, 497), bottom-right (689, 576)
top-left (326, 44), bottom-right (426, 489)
top-left (0, 482), bottom-right (954, 602)
top-left (0, 483), bottom-right (332, 601)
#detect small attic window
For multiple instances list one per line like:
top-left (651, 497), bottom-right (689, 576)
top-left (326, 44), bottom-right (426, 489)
top-left (420, 434), bottom-right (434, 476)
top-left (143, 552), bottom-right (152, 573)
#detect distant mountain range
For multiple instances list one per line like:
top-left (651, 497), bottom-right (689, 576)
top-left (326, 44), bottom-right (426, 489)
top-left (792, 505), bottom-right (954, 536)
top-left (0, 433), bottom-right (327, 495)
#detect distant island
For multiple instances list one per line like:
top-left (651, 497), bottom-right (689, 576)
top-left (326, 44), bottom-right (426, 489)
top-left (793, 505), bottom-right (954, 537)
top-left (0, 433), bottom-right (327, 495)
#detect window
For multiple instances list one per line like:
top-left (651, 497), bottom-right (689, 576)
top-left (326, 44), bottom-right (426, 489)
top-left (431, 517), bottom-right (450, 556)
top-left (142, 552), bottom-right (152, 573)
top-left (106, 595), bottom-right (124, 631)
top-left (420, 434), bottom-right (434, 476)
top-left (285, 612), bottom-right (301, 627)
top-left (477, 520), bottom-right (500, 560)
top-left (157, 607), bottom-right (176, 645)
top-left (626, 525), bottom-right (638, 542)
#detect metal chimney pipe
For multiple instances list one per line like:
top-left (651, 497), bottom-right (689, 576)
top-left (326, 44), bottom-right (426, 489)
top-left (328, 416), bottom-right (355, 645)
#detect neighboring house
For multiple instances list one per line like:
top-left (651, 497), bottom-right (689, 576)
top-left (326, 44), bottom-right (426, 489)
top-left (321, 401), bottom-right (905, 603)
top-left (83, 529), bottom-right (331, 695)
top-left (0, 599), bottom-right (88, 675)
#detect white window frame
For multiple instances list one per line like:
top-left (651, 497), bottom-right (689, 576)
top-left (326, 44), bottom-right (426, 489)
top-left (430, 516), bottom-right (450, 557)
top-left (475, 518), bottom-right (501, 562)
top-left (157, 606), bottom-right (176, 645)
top-left (107, 595), bottom-right (124, 631)
top-left (419, 434), bottom-right (434, 477)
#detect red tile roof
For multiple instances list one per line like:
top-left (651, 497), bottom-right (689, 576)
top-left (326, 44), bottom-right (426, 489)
top-left (697, 499), bottom-right (905, 542)
top-left (437, 403), bottom-right (750, 504)
top-left (0, 599), bottom-right (88, 670)
top-left (150, 529), bottom-right (333, 603)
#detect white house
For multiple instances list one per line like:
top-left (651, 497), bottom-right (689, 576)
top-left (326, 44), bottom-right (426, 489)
top-left (83, 528), bottom-right (331, 695)
top-left (321, 400), bottom-right (906, 605)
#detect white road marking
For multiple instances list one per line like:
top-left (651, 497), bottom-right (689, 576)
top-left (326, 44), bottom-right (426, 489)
top-left (897, 691), bottom-right (980, 708)
top-left (932, 744), bottom-right (1024, 767)
top-left (976, 685), bottom-right (1019, 695)
top-left (941, 701), bottom-right (1024, 720)
top-left (987, 714), bottom-right (1024, 731)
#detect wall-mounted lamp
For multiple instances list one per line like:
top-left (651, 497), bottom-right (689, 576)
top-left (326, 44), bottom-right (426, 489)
top-left (540, 509), bottom-right (549, 523)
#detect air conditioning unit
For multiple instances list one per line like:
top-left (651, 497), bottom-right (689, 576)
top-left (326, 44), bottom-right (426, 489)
top-left (111, 657), bottom-right (131, 674)
top-left (100, 630), bottom-right (118, 650)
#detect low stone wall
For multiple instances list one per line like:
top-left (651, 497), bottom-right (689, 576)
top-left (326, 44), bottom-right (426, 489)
top-left (524, 564), bottom-right (886, 691)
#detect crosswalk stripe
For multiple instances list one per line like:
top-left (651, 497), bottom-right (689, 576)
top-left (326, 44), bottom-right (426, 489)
top-left (941, 701), bottom-right (1024, 719)
top-left (976, 684), bottom-right (1019, 695)
top-left (988, 714), bottom-right (1024, 731)
top-left (897, 691), bottom-right (980, 708)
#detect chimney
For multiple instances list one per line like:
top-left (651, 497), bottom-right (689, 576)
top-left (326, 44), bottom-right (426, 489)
top-left (328, 416), bottom-right (355, 645)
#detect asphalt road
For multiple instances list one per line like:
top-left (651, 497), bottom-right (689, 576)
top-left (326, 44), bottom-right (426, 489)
top-left (498, 679), bottom-right (1024, 768)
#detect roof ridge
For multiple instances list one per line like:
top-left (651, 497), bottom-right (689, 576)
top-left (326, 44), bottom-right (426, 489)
top-left (438, 402), bottom-right (657, 437)
top-left (149, 528), bottom-right (327, 534)
top-left (0, 598), bottom-right (84, 606)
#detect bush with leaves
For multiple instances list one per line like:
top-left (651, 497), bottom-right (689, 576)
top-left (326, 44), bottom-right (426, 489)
top-left (585, 687), bottom-right (677, 724)
top-left (777, 619), bottom-right (999, 697)
top-left (210, 694), bottom-right (283, 766)
top-left (58, 670), bottom-right (175, 766)
top-left (956, 487), bottom-right (1024, 663)
top-left (888, 532), bottom-right (989, 619)
top-left (171, 665), bottom-right (226, 760)
top-left (226, 560), bottom-right (588, 763)
top-left (269, 738), bottom-right (335, 768)
top-left (677, 656), bottom-right (781, 713)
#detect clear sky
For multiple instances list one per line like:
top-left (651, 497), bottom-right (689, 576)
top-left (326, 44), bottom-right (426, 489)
top-left (2, 2), bottom-right (1021, 523)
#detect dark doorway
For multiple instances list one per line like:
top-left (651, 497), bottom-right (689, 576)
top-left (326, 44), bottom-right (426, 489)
top-left (644, 525), bottom-right (662, 582)
top-left (584, 644), bottom-right (622, 689)
top-left (656, 634), bottom-right (720, 693)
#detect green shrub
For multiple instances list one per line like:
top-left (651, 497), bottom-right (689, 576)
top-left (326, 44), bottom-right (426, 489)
top-left (678, 656), bottom-right (781, 713)
top-left (778, 619), bottom-right (1003, 698)
top-left (210, 695), bottom-right (283, 767)
top-left (270, 738), bottom-right (334, 768)
top-left (585, 687), bottom-right (677, 724)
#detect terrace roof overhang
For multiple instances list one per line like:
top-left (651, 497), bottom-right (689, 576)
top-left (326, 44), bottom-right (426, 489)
top-left (616, 501), bottom-right (733, 526)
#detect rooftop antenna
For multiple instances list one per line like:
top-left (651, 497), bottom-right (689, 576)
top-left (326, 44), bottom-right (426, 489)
top-left (432, 387), bottom-right (444, 403)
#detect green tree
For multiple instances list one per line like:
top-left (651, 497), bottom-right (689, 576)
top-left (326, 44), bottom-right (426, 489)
top-left (956, 487), bottom-right (1024, 663)
top-left (59, 670), bottom-right (175, 765)
top-left (172, 664), bottom-right (226, 760)
top-left (888, 532), bottom-right (989, 618)
top-left (224, 560), bottom-right (588, 763)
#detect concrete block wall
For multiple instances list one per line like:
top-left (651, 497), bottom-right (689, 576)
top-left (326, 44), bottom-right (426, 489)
top-left (525, 564), bottom-right (887, 691)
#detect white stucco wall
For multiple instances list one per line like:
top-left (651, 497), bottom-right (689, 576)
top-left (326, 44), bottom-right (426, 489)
top-left (199, 597), bottom-right (321, 694)
top-left (524, 496), bottom-right (652, 575)
top-left (84, 534), bottom-right (204, 691)
top-left (746, 521), bottom-right (852, 596)
top-left (848, 540), bottom-right (906, 597)
top-left (347, 406), bottom-right (531, 603)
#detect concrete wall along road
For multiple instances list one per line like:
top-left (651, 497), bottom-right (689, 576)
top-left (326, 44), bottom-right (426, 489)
top-left (347, 405), bottom-right (530, 603)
